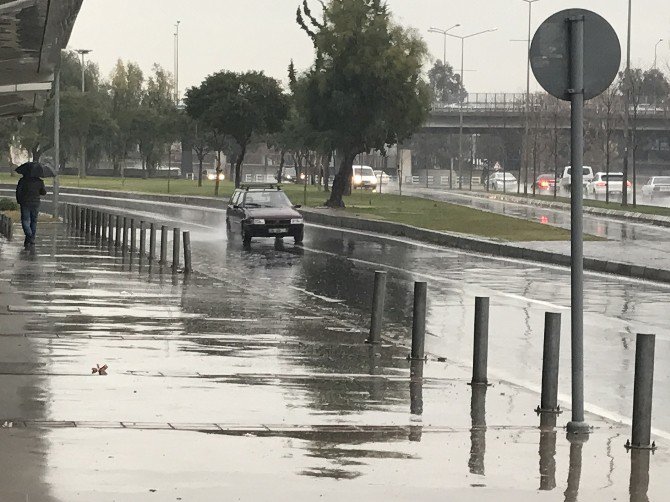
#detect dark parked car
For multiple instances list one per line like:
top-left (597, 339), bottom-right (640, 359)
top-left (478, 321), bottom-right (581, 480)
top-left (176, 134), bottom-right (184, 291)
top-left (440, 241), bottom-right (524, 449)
top-left (226, 184), bottom-right (304, 245)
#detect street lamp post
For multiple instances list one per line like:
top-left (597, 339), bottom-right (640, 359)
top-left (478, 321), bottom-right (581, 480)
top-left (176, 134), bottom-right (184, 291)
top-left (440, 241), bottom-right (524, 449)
top-left (511, 0), bottom-right (540, 196)
top-left (654, 38), bottom-right (663, 70)
top-left (447, 28), bottom-right (497, 190)
top-left (76, 49), bottom-right (92, 179)
top-left (428, 24), bottom-right (460, 189)
top-left (622, 0), bottom-right (632, 207)
top-left (174, 21), bottom-right (181, 105)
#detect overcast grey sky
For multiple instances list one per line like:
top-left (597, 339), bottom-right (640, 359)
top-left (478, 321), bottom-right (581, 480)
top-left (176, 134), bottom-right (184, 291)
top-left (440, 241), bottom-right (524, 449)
top-left (68, 1), bottom-right (670, 95)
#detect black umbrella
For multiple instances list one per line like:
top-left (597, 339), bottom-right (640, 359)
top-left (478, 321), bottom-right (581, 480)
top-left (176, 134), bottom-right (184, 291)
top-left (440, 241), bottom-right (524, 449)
top-left (14, 161), bottom-right (56, 178)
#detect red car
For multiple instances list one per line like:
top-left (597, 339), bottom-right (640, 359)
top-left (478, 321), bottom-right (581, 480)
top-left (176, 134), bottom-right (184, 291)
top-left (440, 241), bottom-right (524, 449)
top-left (534, 174), bottom-right (556, 192)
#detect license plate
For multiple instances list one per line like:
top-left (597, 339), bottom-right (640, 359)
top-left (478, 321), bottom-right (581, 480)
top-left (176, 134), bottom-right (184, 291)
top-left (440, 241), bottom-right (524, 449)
top-left (269, 228), bottom-right (288, 234)
top-left (661, 187), bottom-right (670, 192)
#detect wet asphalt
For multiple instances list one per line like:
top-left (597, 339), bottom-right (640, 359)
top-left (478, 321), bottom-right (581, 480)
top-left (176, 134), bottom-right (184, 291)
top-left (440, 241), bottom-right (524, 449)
top-left (0, 211), bottom-right (668, 500)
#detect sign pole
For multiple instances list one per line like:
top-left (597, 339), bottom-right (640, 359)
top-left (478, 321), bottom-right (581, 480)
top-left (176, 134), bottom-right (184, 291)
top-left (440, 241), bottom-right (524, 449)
top-left (567, 15), bottom-right (589, 435)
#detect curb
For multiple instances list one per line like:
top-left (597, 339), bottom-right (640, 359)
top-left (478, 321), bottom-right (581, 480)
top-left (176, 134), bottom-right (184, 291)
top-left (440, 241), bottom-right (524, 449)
top-left (467, 191), bottom-right (670, 228)
top-left (300, 208), bottom-right (670, 285)
top-left (4, 184), bottom-right (669, 285)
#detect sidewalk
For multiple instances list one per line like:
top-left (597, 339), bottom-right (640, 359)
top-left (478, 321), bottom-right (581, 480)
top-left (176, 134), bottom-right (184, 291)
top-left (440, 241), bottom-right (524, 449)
top-left (0, 222), bottom-right (667, 500)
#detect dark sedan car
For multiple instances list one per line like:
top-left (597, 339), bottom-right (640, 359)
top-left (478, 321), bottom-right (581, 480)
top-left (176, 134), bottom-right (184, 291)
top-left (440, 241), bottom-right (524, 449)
top-left (226, 184), bottom-right (304, 245)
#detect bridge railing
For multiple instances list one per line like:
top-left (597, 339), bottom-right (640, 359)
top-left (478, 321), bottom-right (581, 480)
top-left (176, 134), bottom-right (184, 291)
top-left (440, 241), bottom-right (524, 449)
top-left (432, 92), bottom-right (670, 117)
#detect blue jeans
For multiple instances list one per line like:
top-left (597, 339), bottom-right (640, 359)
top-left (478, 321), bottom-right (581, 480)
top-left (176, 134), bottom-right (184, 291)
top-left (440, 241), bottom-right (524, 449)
top-left (20, 205), bottom-right (39, 242)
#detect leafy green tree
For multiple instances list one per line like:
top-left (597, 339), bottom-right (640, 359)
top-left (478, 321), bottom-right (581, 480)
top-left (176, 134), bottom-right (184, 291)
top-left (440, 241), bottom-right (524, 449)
top-left (297, 0), bottom-right (431, 207)
top-left (428, 60), bottom-right (466, 104)
top-left (185, 70), bottom-right (288, 188)
top-left (134, 64), bottom-right (178, 176)
top-left (108, 60), bottom-right (144, 176)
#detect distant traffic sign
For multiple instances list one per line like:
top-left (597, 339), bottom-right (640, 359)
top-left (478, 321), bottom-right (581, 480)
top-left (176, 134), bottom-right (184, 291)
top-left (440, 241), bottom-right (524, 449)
top-left (530, 9), bottom-right (621, 101)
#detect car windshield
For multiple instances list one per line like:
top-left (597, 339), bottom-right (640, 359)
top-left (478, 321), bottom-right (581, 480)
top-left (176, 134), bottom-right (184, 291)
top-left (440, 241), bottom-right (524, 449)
top-left (566, 168), bottom-right (591, 176)
top-left (243, 190), bottom-right (292, 208)
top-left (354, 167), bottom-right (375, 177)
top-left (602, 174), bottom-right (623, 182)
top-left (654, 177), bottom-right (670, 184)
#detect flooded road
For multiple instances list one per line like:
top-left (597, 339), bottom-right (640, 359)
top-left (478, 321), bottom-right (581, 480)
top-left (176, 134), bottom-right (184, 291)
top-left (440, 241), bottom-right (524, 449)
top-left (0, 212), bottom-right (668, 500)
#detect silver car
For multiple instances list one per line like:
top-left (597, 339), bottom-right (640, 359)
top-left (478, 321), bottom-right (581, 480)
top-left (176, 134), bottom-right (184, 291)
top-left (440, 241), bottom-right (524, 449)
top-left (641, 176), bottom-right (670, 201)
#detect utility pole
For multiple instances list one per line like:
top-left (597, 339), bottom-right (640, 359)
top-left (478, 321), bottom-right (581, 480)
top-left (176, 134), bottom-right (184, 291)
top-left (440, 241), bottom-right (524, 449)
top-left (76, 49), bottom-right (91, 179)
top-left (174, 21), bottom-right (181, 105)
top-left (447, 28), bottom-right (497, 190)
top-left (53, 68), bottom-right (60, 219)
top-left (622, 0), bottom-right (632, 207)
top-left (511, 0), bottom-right (540, 195)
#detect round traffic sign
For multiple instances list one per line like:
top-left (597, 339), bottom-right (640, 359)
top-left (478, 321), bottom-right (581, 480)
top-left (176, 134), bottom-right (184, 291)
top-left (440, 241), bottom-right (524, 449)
top-left (530, 9), bottom-right (621, 101)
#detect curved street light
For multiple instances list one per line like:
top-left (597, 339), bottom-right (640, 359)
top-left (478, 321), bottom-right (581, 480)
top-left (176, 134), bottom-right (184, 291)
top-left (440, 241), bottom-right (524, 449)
top-left (428, 24), bottom-right (460, 65)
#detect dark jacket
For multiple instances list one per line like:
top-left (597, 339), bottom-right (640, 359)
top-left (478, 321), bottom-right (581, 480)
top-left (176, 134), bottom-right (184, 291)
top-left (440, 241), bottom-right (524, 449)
top-left (16, 177), bottom-right (47, 207)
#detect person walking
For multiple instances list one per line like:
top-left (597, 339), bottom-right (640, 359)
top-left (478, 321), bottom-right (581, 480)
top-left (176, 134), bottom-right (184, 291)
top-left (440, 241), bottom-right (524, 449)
top-left (16, 174), bottom-right (47, 249)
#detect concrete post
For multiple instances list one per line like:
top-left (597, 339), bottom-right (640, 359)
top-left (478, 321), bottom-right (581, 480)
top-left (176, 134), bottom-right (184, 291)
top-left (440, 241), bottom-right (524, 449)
top-left (628, 334), bottom-right (656, 450)
top-left (471, 297), bottom-right (490, 385)
top-left (149, 223), bottom-right (157, 262)
top-left (538, 312), bottom-right (562, 413)
top-left (367, 271), bottom-right (387, 344)
top-left (410, 282), bottom-right (427, 360)
top-left (160, 225), bottom-right (168, 265)
top-left (183, 231), bottom-right (192, 274)
top-left (172, 227), bottom-right (181, 273)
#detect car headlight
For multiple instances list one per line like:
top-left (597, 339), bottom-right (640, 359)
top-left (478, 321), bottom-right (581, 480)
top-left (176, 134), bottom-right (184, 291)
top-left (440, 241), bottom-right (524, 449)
top-left (353, 175), bottom-right (362, 184)
top-left (250, 219), bottom-right (265, 225)
top-left (291, 218), bottom-right (303, 225)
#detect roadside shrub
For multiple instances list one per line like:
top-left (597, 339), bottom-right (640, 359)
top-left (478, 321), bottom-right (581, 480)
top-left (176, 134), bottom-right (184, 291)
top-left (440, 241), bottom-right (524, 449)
top-left (0, 198), bottom-right (17, 211)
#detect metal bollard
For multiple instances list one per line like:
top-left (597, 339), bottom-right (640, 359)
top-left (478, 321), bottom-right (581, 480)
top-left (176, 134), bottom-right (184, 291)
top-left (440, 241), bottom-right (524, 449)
top-left (95, 211), bottom-right (102, 239)
top-left (183, 231), bottom-right (192, 274)
top-left (626, 334), bottom-right (656, 450)
top-left (537, 312), bottom-right (562, 413)
top-left (79, 207), bottom-right (85, 233)
top-left (91, 210), bottom-right (97, 237)
top-left (139, 222), bottom-right (147, 259)
top-left (122, 217), bottom-right (128, 253)
top-left (84, 208), bottom-right (90, 234)
top-left (471, 297), bottom-right (490, 385)
top-left (160, 225), bottom-right (168, 265)
top-left (130, 219), bottom-right (136, 253)
top-left (115, 216), bottom-right (122, 247)
top-left (149, 223), bottom-right (157, 261)
top-left (410, 281), bottom-right (427, 360)
top-left (172, 227), bottom-right (181, 273)
top-left (367, 271), bottom-right (387, 345)
top-left (103, 213), bottom-right (109, 241)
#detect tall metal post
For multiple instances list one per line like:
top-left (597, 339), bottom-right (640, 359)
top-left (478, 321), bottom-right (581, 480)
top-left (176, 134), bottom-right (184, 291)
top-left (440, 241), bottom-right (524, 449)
top-left (628, 334), bottom-right (656, 450)
top-left (367, 271), bottom-right (388, 344)
top-left (410, 282), bottom-right (427, 360)
top-left (622, 0), bottom-right (632, 206)
top-left (458, 37), bottom-right (465, 190)
top-left (471, 297), bottom-right (490, 385)
top-left (53, 69), bottom-right (60, 219)
top-left (567, 16), bottom-right (589, 435)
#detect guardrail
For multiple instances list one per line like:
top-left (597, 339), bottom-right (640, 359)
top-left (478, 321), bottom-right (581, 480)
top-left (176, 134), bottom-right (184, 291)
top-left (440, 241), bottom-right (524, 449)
top-left (431, 93), bottom-right (670, 116)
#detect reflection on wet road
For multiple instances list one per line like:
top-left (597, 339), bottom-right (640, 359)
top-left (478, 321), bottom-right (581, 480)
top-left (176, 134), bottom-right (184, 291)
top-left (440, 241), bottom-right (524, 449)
top-left (0, 215), bottom-right (668, 500)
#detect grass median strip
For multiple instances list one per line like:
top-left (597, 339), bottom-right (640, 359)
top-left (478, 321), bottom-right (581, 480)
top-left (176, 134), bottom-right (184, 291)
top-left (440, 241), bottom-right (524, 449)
top-left (1, 174), bottom-right (583, 241)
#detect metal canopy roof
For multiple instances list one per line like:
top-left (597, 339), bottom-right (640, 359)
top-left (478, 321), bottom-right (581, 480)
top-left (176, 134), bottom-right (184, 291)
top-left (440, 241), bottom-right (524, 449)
top-left (0, 0), bottom-right (83, 117)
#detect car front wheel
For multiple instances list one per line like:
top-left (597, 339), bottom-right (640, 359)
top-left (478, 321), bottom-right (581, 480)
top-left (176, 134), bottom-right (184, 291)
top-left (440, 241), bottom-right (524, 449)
top-left (294, 227), bottom-right (304, 244)
top-left (242, 226), bottom-right (252, 245)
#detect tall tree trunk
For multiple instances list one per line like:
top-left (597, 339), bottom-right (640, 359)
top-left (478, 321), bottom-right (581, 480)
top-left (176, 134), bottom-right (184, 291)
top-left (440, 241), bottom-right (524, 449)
top-left (326, 151), bottom-right (356, 208)
top-left (276, 150), bottom-right (286, 182)
top-left (234, 142), bottom-right (248, 188)
top-left (323, 152), bottom-right (331, 192)
top-left (215, 151), bottom-right (222, 196)
top-left (198, 156), bottom-right (204, 187)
